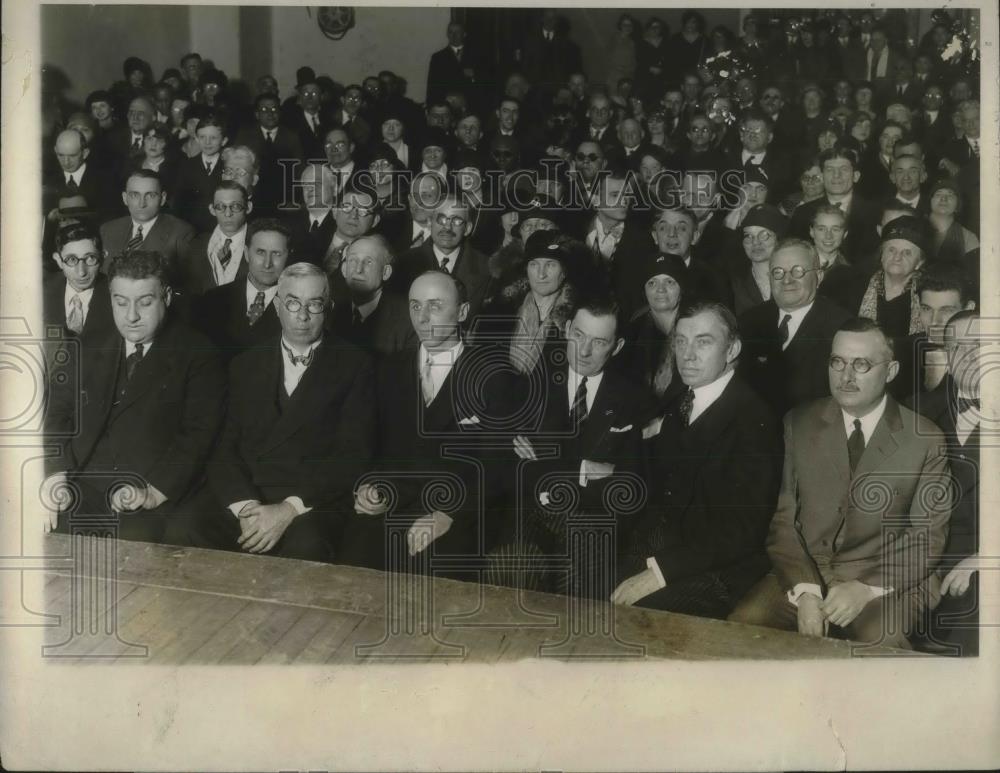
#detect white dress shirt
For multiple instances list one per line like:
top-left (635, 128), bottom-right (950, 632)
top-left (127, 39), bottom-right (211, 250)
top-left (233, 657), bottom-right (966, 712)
top-left (124, 338), bottom-right (153, 358)
top-left (565, 367), bottom-right (603, 420)
top-left (261, 127), bottom-right (278, 143)
top-left (308, 208), bottom-right (331, 229)
top-left (200, 152), bottom-right (220, 174)
top-left (65, 162), bottom-right (87, 187)
top-left (433, 244), bottom-right (460, 272)
top-left (741, 150), bottom-right (765, 165)
top-left (827, 191), bottom-right (854, 214)
top-left (419, 340), bottom-right (464, 404)
top-left (956, 390), bottom-right (980, 446)
top-left (208, 225), bottom-right (247, 286)
top-left (787, 395), bottom-right (891, 606)
top-left (64, 284), bottom-right (94, 328)
top-left (778, 301), bottom-right (813, 350)
top-left (131, 216), bottom-right (157, 241)
top-left (587, 217), bottom-right (625, 260)
top-left (245, 279), bottom-right (279, 315)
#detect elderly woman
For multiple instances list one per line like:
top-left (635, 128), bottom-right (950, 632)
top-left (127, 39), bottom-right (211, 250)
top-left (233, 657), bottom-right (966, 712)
top-left (927, 178), bottom-right (979, 267)
top-left (366, 142), bottom-right (410, 247)
top-left (615, 252), bottom-right (689, 407)
top-left (858, 216), bottom-right (928, 339)
top-left (379, 105), bottom-right (413, 171)
top-left (727, 204), bottom-right (788, 315)
top-left (417, 126), bottom-right (451, 180)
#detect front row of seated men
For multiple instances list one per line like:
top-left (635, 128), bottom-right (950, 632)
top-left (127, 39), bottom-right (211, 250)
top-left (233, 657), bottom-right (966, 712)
top-left (42, 224), bottom-right (979, 652)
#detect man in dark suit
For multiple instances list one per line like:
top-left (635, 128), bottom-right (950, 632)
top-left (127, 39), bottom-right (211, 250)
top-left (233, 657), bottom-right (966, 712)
top-left (730, 318), bottom-right (953, 649)
top-left (492, 296), bottom-right (648, 596)
top-left (180, 180), bottom-right (251, 296)
top-left (331, 234), bottom-right (416, 357)
top-left (235, 93), bottom-right (304, 218)
top-left (739, 238), bottom-right (852, 418)
top-left (44, 129), bottom-right (119, 225)
top-left (907, 311), bottom-right (982, 655)
top-left (914, 84), bottom-right (951, 151)
top-left (173, 115), bottom-right (228, 232)
top-left (99, 170), bottom-right (195, 282)
top-left (612, 302), bottom-right (782, 618)
top-left (394, 194), bottom-right (491, 318)
top-left (426, 20), bottom-right (483, 110)
top-left (881, 154), bottom-right (929, 219)
top-left (329, 84), bottom-right (373, 150)
top-left (43, 223), bottom-right (115, 341)
top-left (650, 206), bottom-right (731, 310)
top-left (789, 147), bottom-right (880, 263)
top-left (728, 109), bottom-right (793, 204)
top-left (939, 100), bottom-right (980, 235)
top-left (572, 94), bottom-right (618, 153)
top-left (388, 171), bottom-right (445, 257)
top-left (349, 270), bottom-right (515, 571)
top-left (106, 96), bottom-right (155, 179)
top-left (41, 249), bottom-right (226, 544)
top-left (285, 162), bottom-right (336, 265)
top-left (193, 262), bottom-right (376, 562)
top-left (520, 9), bottom-right (583, 92)
top-left (280, 76), bottom-right (330, 161)
top-left (189, 218), bottom-right (288, 362)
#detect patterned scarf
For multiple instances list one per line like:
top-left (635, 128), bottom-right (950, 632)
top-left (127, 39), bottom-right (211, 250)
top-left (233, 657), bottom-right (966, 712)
top-left (857, 269), bottom-right (922, 335)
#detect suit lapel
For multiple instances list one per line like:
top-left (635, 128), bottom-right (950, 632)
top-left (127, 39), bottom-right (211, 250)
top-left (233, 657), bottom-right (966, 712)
top-left (854, 398), bottom-right (903, 478)
top-left (115, 332), bottom-right (170, 415)
top-left (260, 341), bottom-right (327, 454)
top-left (819, 398), bottom-right (852, 486)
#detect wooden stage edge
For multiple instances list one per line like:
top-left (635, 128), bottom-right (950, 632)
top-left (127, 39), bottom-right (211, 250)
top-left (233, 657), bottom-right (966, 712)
top-left (37, 533), bottom-right (914, 664)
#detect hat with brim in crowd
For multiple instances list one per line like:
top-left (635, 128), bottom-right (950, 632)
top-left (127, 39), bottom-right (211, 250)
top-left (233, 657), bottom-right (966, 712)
top-left (741, 203), bottom-right (788, 238)
top-left (638, 251), bottom-right (689, 293)
top-left (880, 214), bottom-right (930, 255)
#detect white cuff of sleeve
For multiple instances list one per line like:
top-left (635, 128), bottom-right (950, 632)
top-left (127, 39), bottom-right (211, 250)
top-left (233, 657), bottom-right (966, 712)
top-left (578, 461), bottom-right (587, 488)
top-left (229, 499), bottom-right (260, 517)
top-left (283, 496), bottom-right (311, 515)
top-left (787, 582), bottom-right (824, 606)
top-left (864, 584), bottom-right (892, 599)
top-left (645, 557), bottom-right (667, 590)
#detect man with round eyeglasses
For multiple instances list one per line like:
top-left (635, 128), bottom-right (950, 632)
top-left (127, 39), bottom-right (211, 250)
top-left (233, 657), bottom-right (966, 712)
top-left (738, 237), bottom-right (852, 418)
top-left (731, 317), bottom-right (952, 650)
top-left (181, 180), bottom-right (252, 295)
top-left (194, 261), bottom-right (376, 562)
top-left (44, 222), bottom-right (116, 341)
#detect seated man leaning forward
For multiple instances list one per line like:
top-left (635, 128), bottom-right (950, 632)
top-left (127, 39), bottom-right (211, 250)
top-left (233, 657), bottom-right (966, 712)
top-left (729, 317), bottom-right (953, 649)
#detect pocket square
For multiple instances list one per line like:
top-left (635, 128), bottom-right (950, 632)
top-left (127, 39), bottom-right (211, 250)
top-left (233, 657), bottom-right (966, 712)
top-left (642, 416), bottom-right (664, 440)
top-left (609, 424), bottom-right (633, 433)
top-left (458, 415), bottom-right (481, 425)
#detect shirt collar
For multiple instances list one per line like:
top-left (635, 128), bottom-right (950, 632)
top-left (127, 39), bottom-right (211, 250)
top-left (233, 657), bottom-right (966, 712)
top-left (420, 339), bottom-right (464, 365)
top-left (124, 338), bottom-right (153, 357)
top-left (567, 366), bottom-right (604, 401)
top-left (355, 288), bottom-right (383, 321)
top-left (67, 163), bottom-right (87, 183)
top-left (132, 216), bottom-right (157, 235)
top-left (281, 335), bottom-right (322, 359)
top-left (433, 243), bottom-right (461, 264)
top-left (64, 283), bottom-right (95, 305)
top-left (308, 207), bottom-right (331, 225)
top-left (842, 394), bottom-right (887, 444)
top-left (246, 278), bottom-right (279, 308)
top-left (690, 367), bottom-right (735, 420)
top-left (777, 301), bottom-right (814, 341)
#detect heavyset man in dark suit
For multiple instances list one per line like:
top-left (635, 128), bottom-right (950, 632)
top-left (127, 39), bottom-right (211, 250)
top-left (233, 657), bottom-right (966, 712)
top-left (193, 262), bottom-right (375, 561)
top-left (42, 250), bottom-right (226, 544)
top-left (739, 238), bottom-right (852, 419)
top-left (612, 302), bottom-right (782, 619)
top-left (189, 218), bottom-right (288, 362)
top-left (99, 170), bottom-right (194, 280)
top-left (730, 318), bottom-right (952, 649)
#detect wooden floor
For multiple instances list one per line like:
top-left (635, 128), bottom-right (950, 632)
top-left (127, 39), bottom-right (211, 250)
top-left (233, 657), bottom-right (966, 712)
top-left (37, 533), bottom-right (909, 663)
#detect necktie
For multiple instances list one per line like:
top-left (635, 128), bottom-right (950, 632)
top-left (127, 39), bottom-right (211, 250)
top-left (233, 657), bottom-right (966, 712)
top-left (412, 229), bottom-right (427, 247)
top-left (970, 138), bottom-right (980, 157)
top-left (898, 85), bottom-right (905, 96)
top-left (352, 307), bottom-right (363, 327)
top-left (957, 397), bottom-right (980, 414)
top-left (265, 131), bottom-right (274, 145)
top-left (455, 47), bottom-right (463, 62)
top-left (283, 341), bottom-right (315, 367)
top-left (847, 418), bottom-right (865, 475)
top-left (66, 294), bottom-right (84, 334)
top-left (125, 224), bottom-right (144, 253)
top-left (679, 388), bottom-right (694, 426)
top-left (570, 376), bottom-right (589, 427)
top-left (125, 343), bottom-right (145, 381)
top-left (132, 136), bottom-right (143, 153)
top-left (778, 314), bottom-right (792, 345)
top-left (205, 160), bottom-right (213, 175)
top-left (66, 175), bottom-right (79, 192)
top-left (310, 219), bottom-right (320, 234)
top-left (420, 353), bottom-right (435, 406)
top-left (439, 256), bottom-right (451, 272)
top-left (247, 290), bottom-right (266, 325)
top-left (218, 238), bottom-right (233, 271)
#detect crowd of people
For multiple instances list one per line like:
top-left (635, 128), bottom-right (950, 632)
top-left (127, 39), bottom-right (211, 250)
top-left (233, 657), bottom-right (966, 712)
top-left (40, 8), bottom-right (983, 654)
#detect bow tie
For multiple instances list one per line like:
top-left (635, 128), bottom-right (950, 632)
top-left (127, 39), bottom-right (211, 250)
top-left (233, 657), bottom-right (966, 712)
top-left (957, 397), bottom-right (980, 413)
top-left (283, 342), bottom-right (315, 367)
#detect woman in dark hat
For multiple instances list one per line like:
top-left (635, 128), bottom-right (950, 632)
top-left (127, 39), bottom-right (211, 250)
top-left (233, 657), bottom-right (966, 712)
top-left (367, 142), bottom-right (410, 246)
top-left (858, 215), bottom-right (928, 339)
top-left (613, 252), bottom-right (689, 412)
top-left (927, 178), bottom-right (979, 267)
top-left (85, 89), bottom-right (117, 133)
top-left (378, 104), bottom-right (415, 172)
top-left (726, 203), bottom-right (788, 315)
top-left (417, 126), bottom-right (452, 180)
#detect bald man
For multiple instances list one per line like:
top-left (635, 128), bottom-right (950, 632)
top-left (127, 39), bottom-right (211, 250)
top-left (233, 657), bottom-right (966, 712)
top-left (44, 129), bottom-right (119, 224)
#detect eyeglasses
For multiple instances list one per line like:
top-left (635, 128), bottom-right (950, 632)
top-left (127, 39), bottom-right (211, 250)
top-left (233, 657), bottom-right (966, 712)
top-left (344, 255), bottom-right (378, 270)
top-left (280, 296), bottom-right (327, 315)
top-left (770, 265), bottom-right (821, 280)
top-left (325, 140), bottom-right (349, 150)
top-left (435, 213), bottom-right (468, 229)
top-left (740, 127), bottom-right (767, 137)
top-left (61, 254), bottom-right (100, 267)
top-left (800, 173), bottom-right (823, 184)
top-left (344, 94), bottom-right (363, 103)
top-left (492, 150), bottom-right (515, 159)
top-left (742, 231), bottom-right (775, 244)
top-left (338, 203), bottom-right (375, 217)
top-left (689, 126), bottom-right (713, 135)
top-left (223, 167), bottom-right (251, 179)
top-left (212, 202), bottom-right (246, 214)
top-left (575, 152), bottom-right (600, 162)
top-left (829, 356), bottom-right (891, 373)
top-left (257, 106), bottom-right (280, 114)
top-left (126, 191), bottom-right (161, 203)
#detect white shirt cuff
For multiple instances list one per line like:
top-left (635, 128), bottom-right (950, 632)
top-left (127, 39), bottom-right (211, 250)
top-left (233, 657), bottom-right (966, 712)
top-left (283, 496), bottom-right (311, 515)
top-left (229, 499), bottom-right (260, 517)
top-left (645, 557), bottom-right (667, 590)
top-left (864, 584), bottom-right (892, 599)
top-left (787, 583), bottom-right (823, 606)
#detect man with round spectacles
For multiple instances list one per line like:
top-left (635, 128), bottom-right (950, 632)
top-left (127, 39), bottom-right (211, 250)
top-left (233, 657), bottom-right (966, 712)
top-left (44, 222), bottom-right (115, 341)
top-left (738, 237), bottom-right (852, 419)
top-left (731, 317), bottom-right (952, 651)
top-left (181, 180), bottom-right (253, 295)
top-left (194, 261), bottom-right (376, 562)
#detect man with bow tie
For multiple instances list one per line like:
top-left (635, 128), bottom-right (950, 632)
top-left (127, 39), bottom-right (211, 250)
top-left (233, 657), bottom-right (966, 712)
top-left (612, 302), bottom-right (782, 617)
top-left (350, 270), bottom-right (516, 572)
top-left (192, 262), bottom-right (375, 561)
top-left (42, 249), bottom-right (226, 544)
top-left (907, 311), bottom-right (983, 655)
top-left (730, 318), bottom-right (952, 649)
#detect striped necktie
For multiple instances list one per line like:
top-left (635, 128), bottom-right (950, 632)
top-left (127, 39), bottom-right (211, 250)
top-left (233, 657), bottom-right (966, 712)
top-left (125, 224), bottom-right (144, 253)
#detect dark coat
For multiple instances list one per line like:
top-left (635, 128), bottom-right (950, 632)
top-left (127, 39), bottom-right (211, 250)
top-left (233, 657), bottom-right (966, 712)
top-left (189, 275), bottom-right (282, 363)
top-left (329, 289), bottom-right (417, 358)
